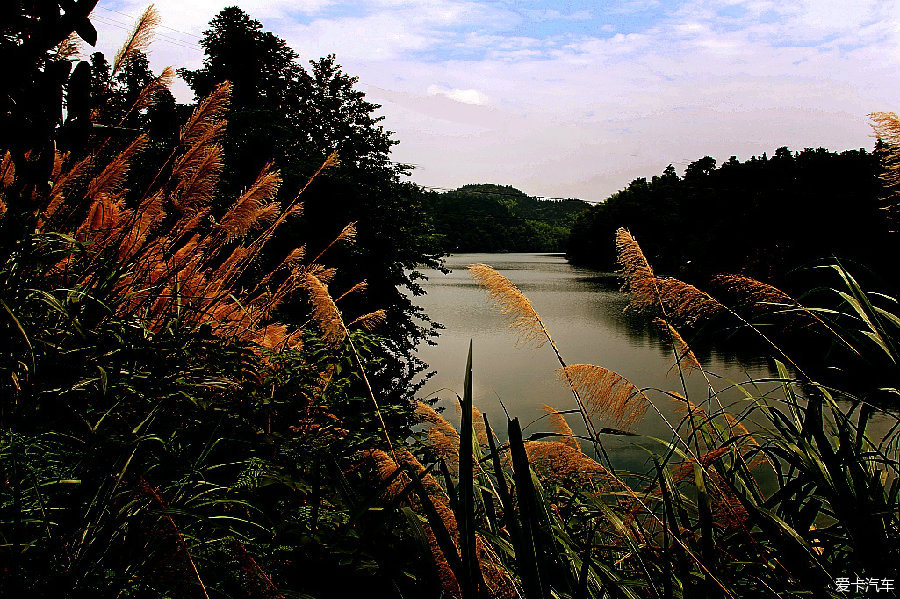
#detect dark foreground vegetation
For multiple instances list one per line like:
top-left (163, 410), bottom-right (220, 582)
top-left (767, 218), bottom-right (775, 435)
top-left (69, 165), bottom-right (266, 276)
top-left (2, 3), bottom-right (899, 598)
top-left (423, 184), bottom-right (589, 253)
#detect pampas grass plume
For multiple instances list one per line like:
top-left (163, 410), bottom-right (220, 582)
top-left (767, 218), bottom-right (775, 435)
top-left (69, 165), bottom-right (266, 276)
top-left (468, 263), bottom-right (547, 347)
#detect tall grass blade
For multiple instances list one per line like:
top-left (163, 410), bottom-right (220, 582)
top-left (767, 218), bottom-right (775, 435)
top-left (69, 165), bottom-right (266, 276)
top-left (508, 417), bottom-right (547, 599)
top-left (459, 340), bottom-right (484, 597)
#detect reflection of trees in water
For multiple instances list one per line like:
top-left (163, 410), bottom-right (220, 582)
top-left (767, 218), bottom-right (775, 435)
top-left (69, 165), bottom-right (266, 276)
top-left (575, 272), bottom-right (775, 372)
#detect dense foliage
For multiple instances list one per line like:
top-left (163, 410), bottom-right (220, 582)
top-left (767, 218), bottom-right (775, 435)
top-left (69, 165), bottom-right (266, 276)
top-left (567, 149), bottom-right (895, 287)
top-left (424, 184), bottom-right (588, 253)
top-left (180, 7), bottom-right (444, 403)
top-left (1, 6), bottom-right (434, 597)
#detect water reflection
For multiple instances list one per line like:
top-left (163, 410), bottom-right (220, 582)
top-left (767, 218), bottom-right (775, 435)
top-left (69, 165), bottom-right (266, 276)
top-left (413, 253), bottom-right (780, 471)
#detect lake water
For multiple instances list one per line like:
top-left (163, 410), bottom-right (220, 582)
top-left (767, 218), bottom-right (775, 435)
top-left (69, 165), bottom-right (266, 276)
top-left (413, 253), bottom-right (781, 471)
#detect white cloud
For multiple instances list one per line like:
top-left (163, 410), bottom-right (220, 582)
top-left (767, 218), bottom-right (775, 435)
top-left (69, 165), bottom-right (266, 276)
top-left (426, 84), bottom-right (488, 105)
top-left (90, 0), bottom-right (900, 201)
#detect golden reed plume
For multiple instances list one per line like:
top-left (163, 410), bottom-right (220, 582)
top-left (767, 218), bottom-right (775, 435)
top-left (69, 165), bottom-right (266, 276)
top-left (615, 227), bottom-right (726, 326)
top-left (469, 262), bottom-right (612, 455)
top-left (361, 448), bottom-right (462, 597)
top-left (714, 274), bottom-right (794, 308)
top-left (363, 444), bottom-right (517, 598)
top-left (416, 401), bottom-right (461, 470)
top-left (541, 404), bottom-right (579, 450)
top-left (870, 111), bottom-right (900, 223)
top-left (524, 440), bottom-right (613, 488)
top-left (468, 263), bottom-right (546, 346)
top-left (723, 412), bottom-right (767, 468)
top-left (713, 274), bottom-right (858, 354)
top-left (653, 317), bottom-right (701, 375)
top-left (180, 81), bottom-right (232, 148)
top-left (347, 310), bottom-right (386, 331)
top-left (655, 277), bottom-right (726, 326)
top-left (558, 364), bottom-right (649, 431)
top-left (218, 164), bottom-right (281, 241)
top-left (300, 272), bottom-right (347, 347)
top-left (119, 66), bottom-right (175, 126)
top-left (335, 280), bottom-right (366, 302)
top-left (615, 228), bottom-right (659, 310)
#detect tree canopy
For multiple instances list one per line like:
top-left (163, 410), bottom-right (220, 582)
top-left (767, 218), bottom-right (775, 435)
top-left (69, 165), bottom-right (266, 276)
top-left (567, 147), bottom-right (895, 288)
top-left (180, 7), bottom-right (443, 402)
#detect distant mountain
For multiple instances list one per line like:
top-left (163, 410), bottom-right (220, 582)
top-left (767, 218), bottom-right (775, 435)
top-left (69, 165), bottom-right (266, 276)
top-left (422, 184), bottom-right (590, 253)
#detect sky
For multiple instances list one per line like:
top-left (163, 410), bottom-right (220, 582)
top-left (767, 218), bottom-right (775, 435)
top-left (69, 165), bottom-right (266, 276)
top-left (91, 0), bottom-right (900, 202)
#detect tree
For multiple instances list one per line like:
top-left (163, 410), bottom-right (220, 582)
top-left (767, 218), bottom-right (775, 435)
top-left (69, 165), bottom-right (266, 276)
top-left (567, 148), bottom-right (895, 289)
top-left (89, 50), bottom-right (178, 137)
top-left (0, 0), bottom-right (98, 245)
top-left (180, 7), bottom-right (443, 404)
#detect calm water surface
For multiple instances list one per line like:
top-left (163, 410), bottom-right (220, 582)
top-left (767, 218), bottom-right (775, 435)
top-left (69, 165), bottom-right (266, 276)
top-left (413, 253), bottom-right (780, 470)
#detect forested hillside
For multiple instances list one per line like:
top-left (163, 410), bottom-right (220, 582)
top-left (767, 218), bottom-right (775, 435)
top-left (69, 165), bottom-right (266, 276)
top-left (567, 148), bottom-right (895, 287)
top-left (424, 184), bottom-right (588, 252)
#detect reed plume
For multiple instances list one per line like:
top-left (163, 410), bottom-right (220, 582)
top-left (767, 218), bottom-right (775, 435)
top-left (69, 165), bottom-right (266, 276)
top-left (416, 401), bottom-right (461, 469)
top-left (558, 364), bottom-right (649, 431)
top-left (54, 32), bottom-right (81, 59)
top-left (655, 277), bottom-right (726, 326)
top-left (541, 403), bottom-right (579, 450)
top-left (870, 111), bottom-right (900, 223)
top-left (672, 394), bottom-right (708, 421)
top-left (310, 221), bottom-right (357, 263)
top-left (616, 236), bottom-right (809, 377)
top-left (335, 280), bottom-right (366, 302)
top-left (171, 144), bottom-right (223, 211)
top-left (616, 228), bottom-right (660, 310)
top-left (471, 405), bottom-right (489, 447)
top-left (119, 66), bottom-right (175, 124)
top-left (714, 274), bottom-right (794, 308)
top-left (218, 164), bottom-right (281, 241)
top-left (112, 5), bottom-right (160, 76)
top-left (653, 317), bottom-right (701, 374)
top-left (297, 270), bottom-right (394, 452)
top-left (469, 262), bottom-right (611, 465)
top-left (615, 227), bottom-right (726, 326)
top-left (362, 448), bottom-right (461, 596)
top-left (348, 310), bottom-right (386, 331)
top-left (85, 135), bottom-right (148, 204)
top-left (336, 221), bottom-right (357, 243)
top-left (300, 272), bottom-right (346, 347)
top-left (468, 263), bottom-right (546, 347)
top-left (258, 247), bottom-right (306, 288)
top-left (1, 151), bottom-right (14, 188)
top-left (524, 440), bottom-right (612, 487)
top-left (722, 412), bottom-right (767, 467)
top-left (180, 82), bottom-right (232, 148)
